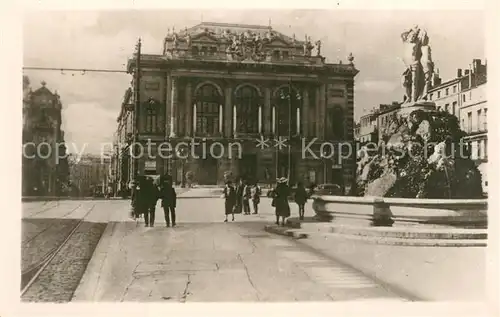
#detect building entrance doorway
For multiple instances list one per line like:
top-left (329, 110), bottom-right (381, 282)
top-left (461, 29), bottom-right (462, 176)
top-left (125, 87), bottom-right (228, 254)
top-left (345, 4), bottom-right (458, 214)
top-left (239, 154), bottom-right (257, 183)
top-left (277, 153), bottom-right (295, 184)
top-left (199, 157), bottom-right (218, 185)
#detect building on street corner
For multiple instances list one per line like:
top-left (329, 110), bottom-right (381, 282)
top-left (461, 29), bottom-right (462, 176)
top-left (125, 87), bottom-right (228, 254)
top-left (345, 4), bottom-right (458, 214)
top-left (114, 22), bottom-right (359, 191)
top-left (22, 76), bottom-right (69, 196)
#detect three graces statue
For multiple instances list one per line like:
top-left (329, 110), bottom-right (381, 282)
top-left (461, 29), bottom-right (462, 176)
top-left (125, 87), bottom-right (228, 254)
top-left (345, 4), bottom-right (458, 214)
top-left (401, 25), bottom-right (434, 103)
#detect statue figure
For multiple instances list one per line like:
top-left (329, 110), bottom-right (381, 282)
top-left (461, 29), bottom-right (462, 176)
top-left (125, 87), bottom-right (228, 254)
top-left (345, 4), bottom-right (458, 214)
top-left (172, 33), bottom-right (179, 49)
top-left (419, 29), bottom-right (434, 98)
top-left (163, 37), bottom-right (168, 54)
top-left (315, 40), bottom-right (322, 56)
top-left (186, 33), bottom-right (192, 48)
top-left (303, 36), bottom-right (313, 57)
top-left (400, 25), bottom-right (434, 103)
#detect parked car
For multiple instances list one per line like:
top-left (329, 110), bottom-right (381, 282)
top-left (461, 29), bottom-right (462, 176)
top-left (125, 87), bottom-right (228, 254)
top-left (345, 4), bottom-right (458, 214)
top-left (313, 184), bottom-right (343, 196)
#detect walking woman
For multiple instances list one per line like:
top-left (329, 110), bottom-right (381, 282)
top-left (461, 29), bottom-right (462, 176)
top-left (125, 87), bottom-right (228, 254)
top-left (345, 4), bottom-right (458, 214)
top-left (273, 177), bottom-right (291, 226)
top-left (294, 181), bottom-right (308, 220)
top-left (223, 180), bottom-right (236, 222)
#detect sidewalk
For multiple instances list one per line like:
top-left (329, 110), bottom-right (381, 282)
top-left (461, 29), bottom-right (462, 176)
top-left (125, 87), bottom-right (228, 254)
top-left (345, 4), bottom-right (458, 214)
top-left (280, 203), bottom-right (487, 301)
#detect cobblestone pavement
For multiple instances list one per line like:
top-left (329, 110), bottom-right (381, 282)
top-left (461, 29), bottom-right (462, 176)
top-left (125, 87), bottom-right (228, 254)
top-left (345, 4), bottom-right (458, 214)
top-left (21, 200), bottom-right (129, 302)
top-left (72, 198), bottom-right (408, 302)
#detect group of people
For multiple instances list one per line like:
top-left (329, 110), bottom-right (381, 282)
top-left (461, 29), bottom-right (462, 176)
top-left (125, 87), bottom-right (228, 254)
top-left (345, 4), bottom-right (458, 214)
top-left (130, 174), bottom-right (177, 227)
top-left (223, 177), bottom-right (311, 226)
top-left (222, 178), bottom-right (262, 222)
top-left (131, 174), bottom-right (312, 227)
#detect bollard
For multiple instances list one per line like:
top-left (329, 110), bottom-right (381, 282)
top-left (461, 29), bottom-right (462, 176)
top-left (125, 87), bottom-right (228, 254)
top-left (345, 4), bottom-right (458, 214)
top-left (371, 198), bottom-right (394, 227)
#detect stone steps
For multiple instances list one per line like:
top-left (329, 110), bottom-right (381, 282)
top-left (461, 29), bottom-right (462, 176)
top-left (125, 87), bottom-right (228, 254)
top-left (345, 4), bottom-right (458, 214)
top-left (287, 219), bottom-right (487, 240)
top-left (264, 224), bottom-right (487, 247)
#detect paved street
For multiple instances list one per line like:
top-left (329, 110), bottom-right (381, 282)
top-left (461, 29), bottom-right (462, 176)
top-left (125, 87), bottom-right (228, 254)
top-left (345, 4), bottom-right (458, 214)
top-left (22, 195), bottom-right (485, 302)
top-left (70, 197), bottom-right (406, 302)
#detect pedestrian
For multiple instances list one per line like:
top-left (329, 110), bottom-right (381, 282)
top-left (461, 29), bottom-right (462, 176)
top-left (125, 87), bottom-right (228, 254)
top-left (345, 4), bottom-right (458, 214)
top-left (159, 174), bottom-right (177, 227)
top-left (144, 177), bottom-right (159, 227)
top-left (242, 179), bottom-right (252, 215)
top-left (223, 180), bottom-right (236, 222)
top-left (294, 181), bottom-right (308, 220)
top-left (251, 182), bottom-right (261, 214)
top-left (273, 177), bottom-right (291, 226)
top-left (234, 178), bottom-right (244, 215)
top-left (131, 176), bottom-right (148, 223)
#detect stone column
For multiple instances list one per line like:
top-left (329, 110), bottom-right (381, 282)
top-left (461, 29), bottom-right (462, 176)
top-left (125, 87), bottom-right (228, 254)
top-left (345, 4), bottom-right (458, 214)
top-left (169, 77), bottom-right (178, 138)
top-left (185, 81), bottom-right (192, 137)
top-left (224, 86), bottom-right (232, 138)
top-left (263, 87), bottom-right (271, 135)
top-left (302, 89), bottom-right (309, 138)
top-left (317, 85), bottom-right (326, 139)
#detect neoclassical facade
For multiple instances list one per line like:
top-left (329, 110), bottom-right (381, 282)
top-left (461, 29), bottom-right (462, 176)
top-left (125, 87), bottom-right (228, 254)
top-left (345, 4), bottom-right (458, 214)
top-left (116, 22), bottom-right (358, 191)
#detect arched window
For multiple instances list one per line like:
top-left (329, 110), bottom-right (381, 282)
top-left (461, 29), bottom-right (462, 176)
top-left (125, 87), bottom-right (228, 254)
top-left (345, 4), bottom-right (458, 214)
top-left (235, 86), bottom-right (260, 134)
top-left (275, 86), bottom-right (302, 136)
top-left (327, 106), bottom-right (345, 140)
top-left (195, 84), bottom-right (222, 136)
top-left (145, 98), bottom-right (159, 133)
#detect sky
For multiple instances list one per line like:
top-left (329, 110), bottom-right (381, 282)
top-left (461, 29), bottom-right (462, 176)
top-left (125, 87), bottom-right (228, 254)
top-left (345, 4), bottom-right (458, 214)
top-left (22, 9), bottom-right (485, 154)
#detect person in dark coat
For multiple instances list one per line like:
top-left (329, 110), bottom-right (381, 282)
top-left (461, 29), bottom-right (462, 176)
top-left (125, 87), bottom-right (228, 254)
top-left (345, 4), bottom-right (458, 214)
top-left (144, 177), bottom-right (159, 227)
top-left (223, 180), bottom-right (236, 222)
top-left (159, 175), bottom-right (177, 227)
top-left (294, 181), bottom-right (308, 220)
top-left (131, 176), bottom-right (148, 223)
top-left (273, 177), bottom-right (291, 226)
top-left (242, 179), bottom-right (252, 215)
top-left (251, 182), bottom-right (261, 214)
top-left (233, 178), bottom-right (244, 215)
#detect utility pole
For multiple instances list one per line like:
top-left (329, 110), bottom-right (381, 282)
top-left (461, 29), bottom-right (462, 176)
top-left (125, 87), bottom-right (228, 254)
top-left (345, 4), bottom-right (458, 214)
top-left (287, 78), bottom-right (292, 186)
top-left (132, 38), bottom-right (141, 180)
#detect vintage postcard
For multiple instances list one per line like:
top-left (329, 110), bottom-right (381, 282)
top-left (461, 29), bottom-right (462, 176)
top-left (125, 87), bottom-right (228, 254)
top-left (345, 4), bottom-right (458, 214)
top-left (1, 1), bottom-right (496, 316)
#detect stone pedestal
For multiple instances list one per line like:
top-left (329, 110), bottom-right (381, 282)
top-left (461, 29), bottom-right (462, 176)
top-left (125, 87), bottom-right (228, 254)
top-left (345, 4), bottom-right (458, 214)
top-left (398, 100), bottom-right (436, 117)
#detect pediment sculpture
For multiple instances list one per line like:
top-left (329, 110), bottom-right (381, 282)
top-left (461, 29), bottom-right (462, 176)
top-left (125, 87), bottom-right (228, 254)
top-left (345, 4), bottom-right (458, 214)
top-left (226, 30), bottom-right (269, 62)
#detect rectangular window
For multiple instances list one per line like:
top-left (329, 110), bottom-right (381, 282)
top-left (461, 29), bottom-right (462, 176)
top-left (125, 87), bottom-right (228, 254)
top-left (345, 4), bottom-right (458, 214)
top-left (483, 109), bottom-right (488, 130)
top-left (146, 109), bottom-right (157, 133)
top-left (477, 141), bottom-right (481, 159)
top-left (467, 112), bottom-right (472, 134)
top-left (429, 93), bottom-right (433, 100)
top-left (445, 104), bottom-right (449, 113)
top-left (477, 109), bottom-right (482, 132)
top-left (463, 95), bottom-right (466, 102)
top-left (282, 51), bottom-right (289, 60)
top-left (485, 139), bottom-right (488, 158)
top-left (452, 102), bottom-right (457, 116)
top-left (437, 91), bottom-right (441, 98)
top-left (453, 85), bottom-right (457, 93)
top-left (446, 88), bottom-right (449, 96)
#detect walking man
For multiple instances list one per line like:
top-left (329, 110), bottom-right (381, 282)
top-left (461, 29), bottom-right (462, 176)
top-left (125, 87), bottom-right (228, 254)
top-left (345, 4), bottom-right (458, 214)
top-left (144, 177), bottom-right (159, 227)
top-left (160, 175), bottom-right (177, 227)
top-left (242, 179), bottom-right (252, 215)
top-left (251, 182), bottom-right (261, 214)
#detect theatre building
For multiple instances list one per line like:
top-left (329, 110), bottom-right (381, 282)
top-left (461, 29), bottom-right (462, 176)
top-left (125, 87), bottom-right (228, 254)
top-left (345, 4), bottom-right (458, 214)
top-left (116, 22), bottom-right (358, 192)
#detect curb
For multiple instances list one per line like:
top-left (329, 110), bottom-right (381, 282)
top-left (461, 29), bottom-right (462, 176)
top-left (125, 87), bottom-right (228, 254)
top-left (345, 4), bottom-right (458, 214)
top-left (321, 233), bottom-right (488, 247)
top-left (265, 224), bottom-right (487, 247)
top-left (71, 222), bottom-right (117, 301)
top-left (286, 219), bottom-right (488, 240)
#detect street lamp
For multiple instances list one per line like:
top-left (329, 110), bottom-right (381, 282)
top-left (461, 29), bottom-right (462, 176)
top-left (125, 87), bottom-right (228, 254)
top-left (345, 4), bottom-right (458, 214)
top-left (278, 79), bottom-right (302, 185)
top-left (176, 147), bottom-right (188, 187)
